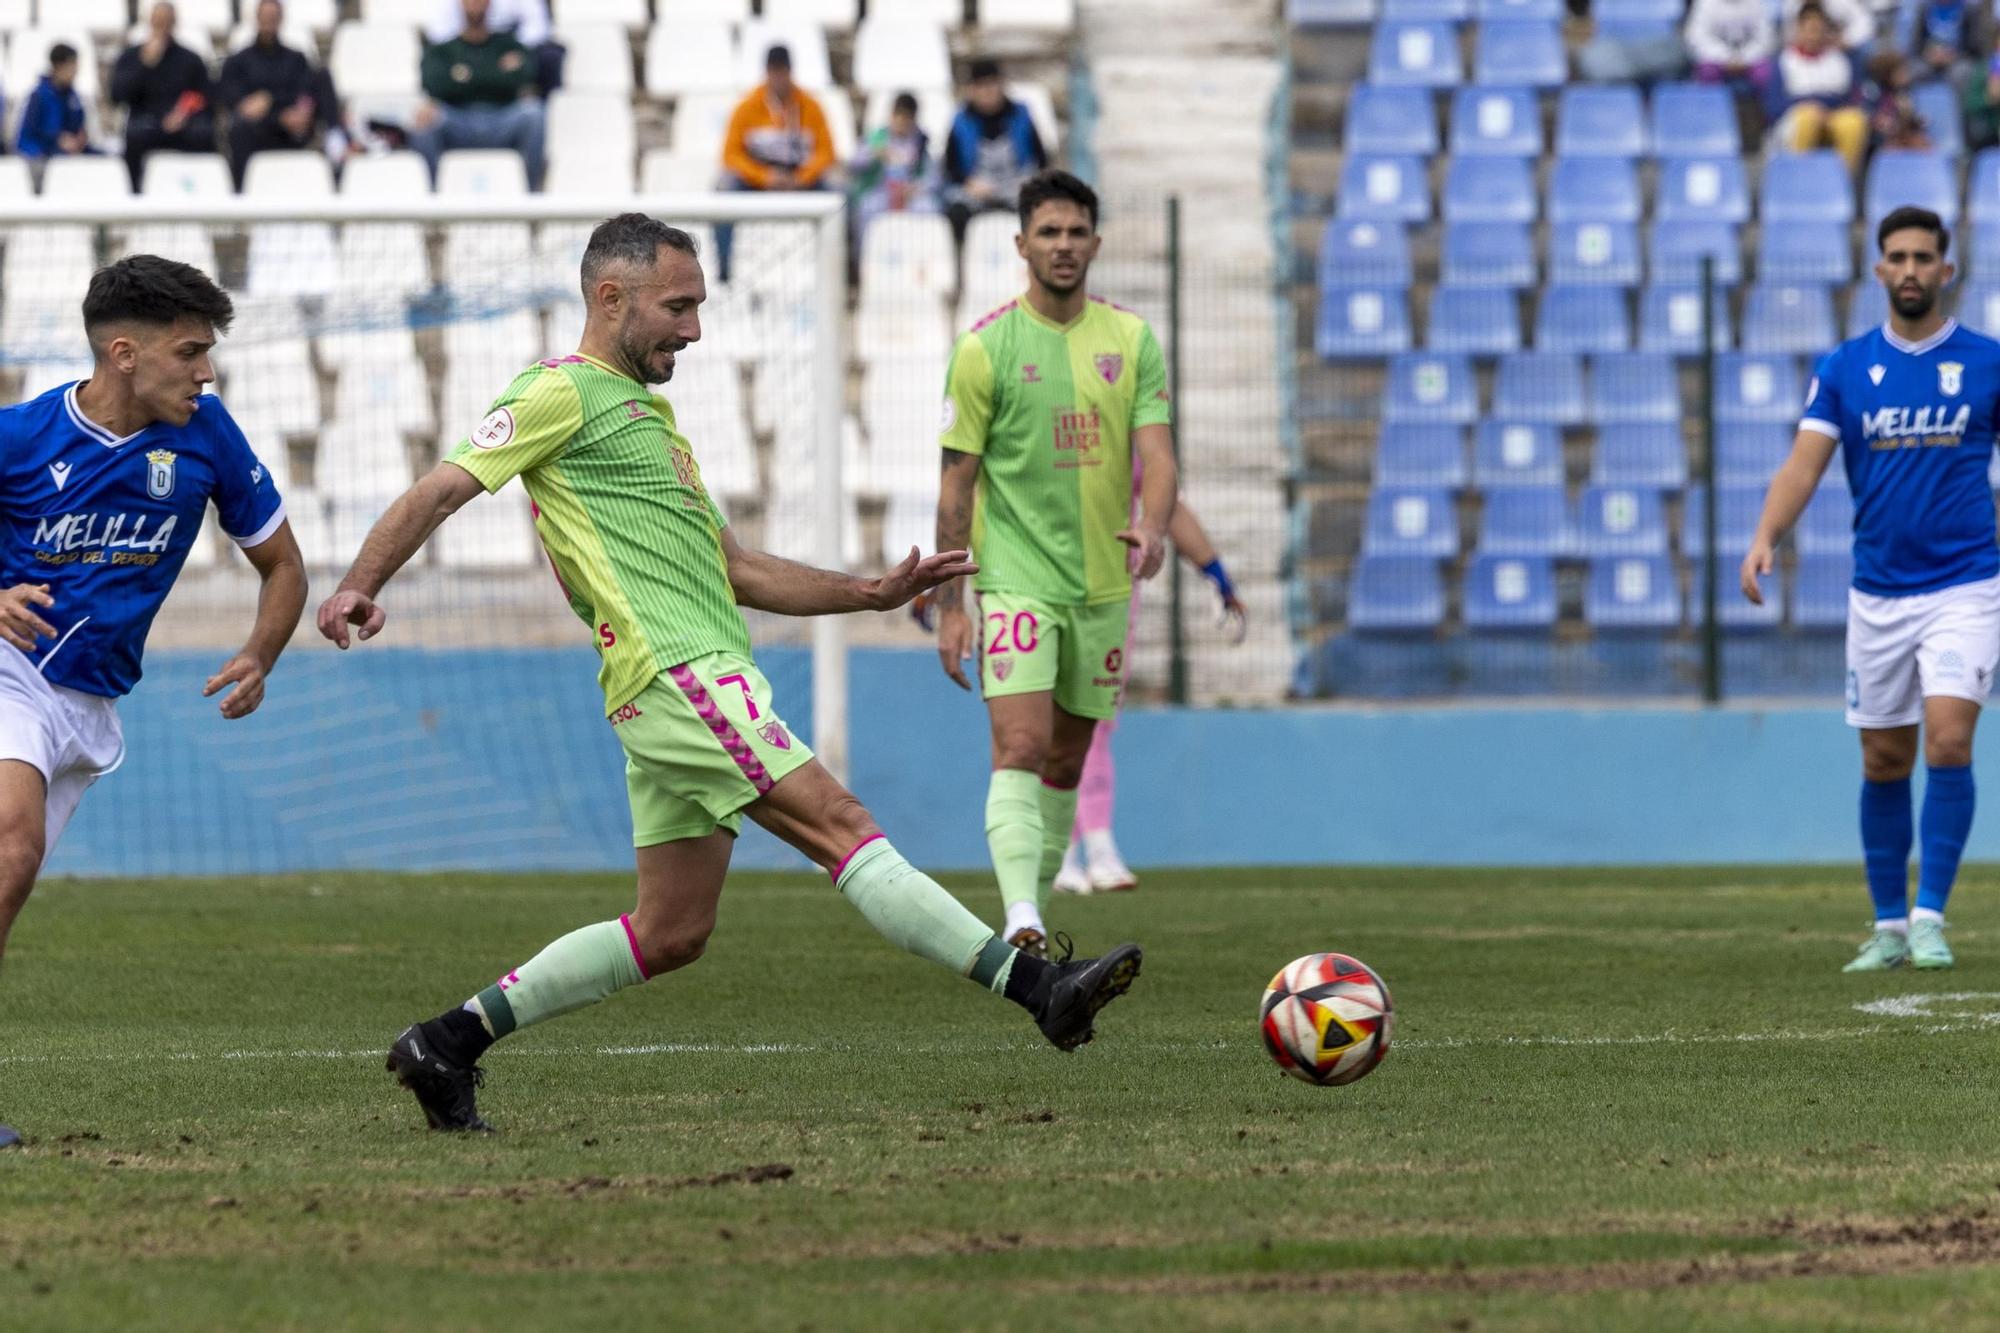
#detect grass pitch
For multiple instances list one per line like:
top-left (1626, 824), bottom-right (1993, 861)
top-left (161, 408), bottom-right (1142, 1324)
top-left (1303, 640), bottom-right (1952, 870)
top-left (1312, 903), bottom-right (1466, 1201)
top-left (8, 866), bottom-right (2000, 1330)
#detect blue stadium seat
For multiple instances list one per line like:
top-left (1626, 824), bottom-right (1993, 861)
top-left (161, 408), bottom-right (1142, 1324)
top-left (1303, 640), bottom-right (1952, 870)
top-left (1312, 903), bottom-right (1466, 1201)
top-left (1761, 151), bottom-right (1854, 224)
top-left (1368, 20), bottom-right (1464, 86)
top-left (1549, 157), bottom-right (1642, 224)
top-left (1757, 221), bottom-right (1852, 285)
top-left (1740, 284), bottom-right (1837, 355)
top-left (1591, 424), bottom-right (1688, 490)
top-left (1656, 158), bottom-right (1750, 224)
top-left (1382, 0), bottom-right (1471, 17)
top-left (1865, 150), bottom-right (1957, 228)
top-left (1714, 353), bottom-right (1803, 423)
top-left (1970, 149), bottom-right (2000, 223)
top-left (1638, 284), bottom-right (1731, 352)
top-left (1463, 554), bottom-right (1558, 629)
top-left (1426, 285), bottom-right (1522, 353)
top-left (1344, 85), bottom-right (1441, 156)
top-left (1586, 556), bottom-right (1680, 630)
top-left (1476, 485), bottom-right (1572, 556)
top-left (1450, 86), bottom-right (1542, 157)
top-left (1492, 350), bottom-right (1586, 423)
top-left (1535, 285), bottom-right (1630, 353)
top-left (1441, 221), bottom-right (1537, 287)
top-left (1706, 558), bottom-right (1783, 630)
top-left (1473, 420), bottom-right (1564, 486)
top-left (1554, 86), bottom-right (1645, 157)
top-left (1793, 553), bottom-right (1852, 629)
top-left (1477, 0), bottom-right (1563, 17)
top-left (1589, 351), bottom-right (1678, 423)
top-left (1549, 221), bottom-right (1641, 286)
top-left (1442, 156), bottom-right (1537, 223)
top-left (1574, 485), bottom-right (1670, 557)
top-left (1972, 223), bottom-right (2000, 279)
top-left (1847, 278), bottom-right (1888, 336)
top-left (1649, 84), bottom-right (1738, 158)
top-left (1376, 424), bottom-right (1470, 488)
top-left (1714, 422), bottom-right (1791, 486)
top-left (1590, 17), bottom-right (1677, 44)
top-left (1650, 220), bottom-right (1742, 285)
top-left (1914, 81), bottom-right (1963, 158)
top-left (1336, 154), bottom-right (1430, 222)
top-left (1474, 20), bottom-right (1566, 87)
top-left (1348, 556), bottom-right (1448, 631)
top-left (1960, 281), bottom-right (2000, 336)
top-left (1320, 218), bottom-right (1412, 287)
top-left (1593, 0), bottom-right (1681, 20)
top-left (1384, 353), bottom-right (1479, 422)
top-left (1681, 486), bottom-right (1765, 558)
top-left (1317, 285), bottom-right (1414, 357)
top-left (1362, 487), bottom-right (1460, 558)
top-left (1796, 486), bottom-right (1854, 556)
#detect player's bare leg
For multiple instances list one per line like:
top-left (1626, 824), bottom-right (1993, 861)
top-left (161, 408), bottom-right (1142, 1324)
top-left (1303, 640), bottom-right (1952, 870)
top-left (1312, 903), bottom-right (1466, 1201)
top-left (748, 759), bottom-right (1140, 1051)
top-left (1850, 724), bottom-right (1920, 972)
top-left (0, 760), bottom-right (47, 1148)
top-left (986, 690), bottom-right (1060, 953)
top-left (1908, 696), bottom-right (1980, 968)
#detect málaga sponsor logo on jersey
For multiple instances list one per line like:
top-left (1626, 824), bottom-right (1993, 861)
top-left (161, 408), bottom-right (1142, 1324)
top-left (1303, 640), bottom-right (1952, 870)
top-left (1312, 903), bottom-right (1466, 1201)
top-left (471, 406), bottom-right (516, 449)
top-left (32, 511), bottom-right (179, 566)
top-left (1051, 407), bottom-right (1103, 469)
top-left (146, 449), bottom-right (176, 500)
top-left (1861, 402), bottom-right (1972, 449)
top-left (669, 443), bottom-right (711, 511)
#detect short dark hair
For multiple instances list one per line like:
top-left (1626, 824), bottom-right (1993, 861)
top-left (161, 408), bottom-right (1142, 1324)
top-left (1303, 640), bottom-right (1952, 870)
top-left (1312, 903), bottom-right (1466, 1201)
top-left (1877, 205), bottom-right (1950, 257)
top-left (968, 56), bottom-right (1001, 82)
top-left (1017, 169), bottom-right (1099, 232)
top-left (1795, 1), bottom-right (1830, 23)
top-left (765, 43), bottom-right (790, 71)
top-left (579, 213), bottom-right (698, 300)
top-left (82, 255), bottom-right (233, 353)
top-left (48, 42), bottom-right (76, 66)
top-left (892, 91), bottom-right (919, 117)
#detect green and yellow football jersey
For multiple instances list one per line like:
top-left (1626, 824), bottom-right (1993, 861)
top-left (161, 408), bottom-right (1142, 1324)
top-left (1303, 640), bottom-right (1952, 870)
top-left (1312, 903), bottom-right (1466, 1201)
top-left (445, 353), bottom-right (750, 713)
top-left (939, 295), bottom-right (1172, 606)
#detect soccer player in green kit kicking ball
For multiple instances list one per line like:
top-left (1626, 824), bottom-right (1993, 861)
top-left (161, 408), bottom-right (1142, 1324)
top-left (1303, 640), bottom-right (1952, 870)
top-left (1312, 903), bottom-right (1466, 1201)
top-left (932, 170), bottom-right (1180, 956)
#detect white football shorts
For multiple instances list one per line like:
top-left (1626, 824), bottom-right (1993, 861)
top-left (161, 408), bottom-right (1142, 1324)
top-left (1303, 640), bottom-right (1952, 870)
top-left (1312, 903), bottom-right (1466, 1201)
top-left (0, 644), bottom-right (123, 859)
top-left (1845, 573), bottom-right (2000, 729)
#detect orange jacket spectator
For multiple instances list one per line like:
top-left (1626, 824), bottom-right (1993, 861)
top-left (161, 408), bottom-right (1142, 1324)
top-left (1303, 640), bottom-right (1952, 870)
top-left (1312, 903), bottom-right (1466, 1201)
top-left (721, 45), bottom-right (834, 190)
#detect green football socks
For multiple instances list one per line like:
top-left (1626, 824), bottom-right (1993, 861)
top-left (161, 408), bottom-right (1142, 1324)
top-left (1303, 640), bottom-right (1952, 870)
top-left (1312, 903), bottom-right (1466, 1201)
top-left (835, 835), bottom-right (1030, 998)
top-left (1036, 781), bottom-right (1080, 914)
top-left (986, 767), bottom-right (1044, 927)
top-left (466, 917), bottom-right (649, 1040)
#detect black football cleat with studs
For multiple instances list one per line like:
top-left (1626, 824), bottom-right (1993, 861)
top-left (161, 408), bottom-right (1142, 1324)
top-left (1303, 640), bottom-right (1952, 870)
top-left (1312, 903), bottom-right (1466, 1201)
top-left (386, 1022), bottom-right (494, 1133)
top-left (1033, 934), bottom-right (1142, 1052)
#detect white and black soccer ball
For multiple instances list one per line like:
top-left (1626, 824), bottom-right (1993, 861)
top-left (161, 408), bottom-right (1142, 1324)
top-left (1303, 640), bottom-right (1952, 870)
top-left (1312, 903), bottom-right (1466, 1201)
top-left (1259, 952), bottom-right (1394, 1086)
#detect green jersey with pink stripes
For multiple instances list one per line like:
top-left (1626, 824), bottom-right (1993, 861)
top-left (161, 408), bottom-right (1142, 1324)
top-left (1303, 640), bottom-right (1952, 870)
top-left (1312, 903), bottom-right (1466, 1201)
top-left (445, 353), bottom-right (750, 714)
top-left (939, 295), bottom-right (1172, 606)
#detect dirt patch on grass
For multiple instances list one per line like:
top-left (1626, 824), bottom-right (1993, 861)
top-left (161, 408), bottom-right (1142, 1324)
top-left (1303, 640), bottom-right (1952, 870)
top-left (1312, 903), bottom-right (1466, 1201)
top-left (403, 1162), bottom-right (795, 1204)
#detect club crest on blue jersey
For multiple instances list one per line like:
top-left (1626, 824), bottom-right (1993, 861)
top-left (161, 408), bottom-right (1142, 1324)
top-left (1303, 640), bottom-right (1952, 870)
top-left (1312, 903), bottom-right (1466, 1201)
top-left (1940, 361), bottom-right (1963, 396)
top-left (146, 448), bottom-right (176, 499)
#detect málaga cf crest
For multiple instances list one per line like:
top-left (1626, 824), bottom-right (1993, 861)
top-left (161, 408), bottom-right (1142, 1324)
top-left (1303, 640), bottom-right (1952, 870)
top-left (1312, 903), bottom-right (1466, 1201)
top-left (146, 449), bottom-right (177, 499)
top-left (1940, 362), bottom-right (1964, 396)
top-left (1095, 353), bottom-right (1122, 384)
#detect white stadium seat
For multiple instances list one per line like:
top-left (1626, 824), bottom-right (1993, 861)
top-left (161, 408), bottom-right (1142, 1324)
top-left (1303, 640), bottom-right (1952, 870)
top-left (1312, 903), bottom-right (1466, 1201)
top-left (41, 155), bottom-right (131, 198)
top-left (867, 0), bottom-right (961, 24)
top-left (557, 21), bottom-right (631, 91)
top-left (330, 21), bottom-right (420, 97)
top-left (339, 151), bottom-right (430, 198)
top-left (355, 0), bottom-right (422, 28)
top-left (439, 221), bottom-right (538, 297)
top-left (214, 338), bottom-right (320, 437)
top-left (0, 0), bottom-right (33, 28)
top-left (277, 488), bottom-right (336, 567)
top-left (728, 222), bottom-right (815, 300)
top-left (440, 362), bottom-right (504, 440)
top-left (643, 18), bottom-right (738, 98)
top-left (446, 310), bottom-right (543, 374)
top-left (760, 0), bottom-right (858, 28)
top-left (317, 323), bottom-right (418, 375)
top-left (854, 296), bottom-right (952, 362)
top-left (860, 212), bottom-right (955, 297)
top-left (175, 0), bottom-right (240, 35)
top-left (961, 210), bottom-right (1027, 299)
top-left (118, 224), bottom-right (220, 274)
top-left (1009, 81), bottom-right (1062, 152)
top-left (851, 19), bottom-right (950, 93)
top-left (818, 86), bottom-right (857, 160)
top-left (861, 355), bottom-right (947, 494)
top-left (669, 93), bottom-right (735, 163)
top-left (69, 0), bottom-right (132, 36)
top-left (5, 31), bottom-right (101, 103)
top-left (546, 154), bottom-right (636, 196)
top-left (879, 490), bottom-right (937, 567)
top-left (639, 149), bottom-right (714, 193)
top-left (245, 224), bottom-right (339, 296)
top-left (543, 298), bottom-right (586, 357)
top-left (553, 0), bottom-right (649, 30)
top-left (655, 0), bottom-right (749, 17)
top-left (438, 148), bottom-right (529, 196)
top-left (338, 223), bottom-right (432, 298)
top-left (437, 485), bottom-right (540, 568)
top-left (18, 359), bottom-right (93, 402)
top-left (271, 0), bottom-right (336, 30)
top-left (125, 19), bottom-right (216, 62)
top-left (978, 0), bottom-right (1074, 29)
top-left (547, 91), bottom-right (636, 170)
top-left (0, 160), bottom-right (28, 198)
top-left (243, 149), bottom-right (335, 196)
top-left (141, 151), bottom-right (232, 197)
top-left (317, 416), bottom-right (422, 490)
top-left (735, 18), bottom-right (832, 92)
top-left (223, 414), bottom-right (295, 492)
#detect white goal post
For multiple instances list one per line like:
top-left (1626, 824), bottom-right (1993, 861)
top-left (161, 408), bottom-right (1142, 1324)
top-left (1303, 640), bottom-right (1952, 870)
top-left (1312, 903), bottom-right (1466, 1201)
top-left (0, 190), bottom-right (854, 778)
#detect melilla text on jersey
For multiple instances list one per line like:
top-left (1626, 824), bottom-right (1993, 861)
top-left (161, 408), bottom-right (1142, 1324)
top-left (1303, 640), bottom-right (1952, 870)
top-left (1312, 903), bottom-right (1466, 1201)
top-left (31, 509), bottom-right (179, 566)
top-left (1862, 403), bottom-right (1974, 451)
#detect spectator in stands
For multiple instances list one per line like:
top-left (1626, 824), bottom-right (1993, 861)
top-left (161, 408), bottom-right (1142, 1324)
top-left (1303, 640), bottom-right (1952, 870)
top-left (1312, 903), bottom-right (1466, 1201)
top-left (1964, 52), bottom-right (2000, 149)
top-left (425, 0), bottom-right (563, 97)
top-left (849, 92), bottom-right (939, 258)
top-left (218, 1), bottom-right (339, 189)
top-left (16, 43), bottom-right (93, 177)
top-left (1779, 3), bottom-right (1869, 169)
top-left (1785, 0), bottom-right (1875, 52)
top-left (1865, 49), bottom-right (1934, 150)
top-left (1911, 0), bottom-right (1990, 86)
top-left (410, 0), bottom-right (546, 192)
top-left (1686, 0), bottom-right (1779, 116)
top-left (111, 2), bottom-right (218, 190)
top-left (944, 58), bottom-right (1048, 246)
top-left (715, 45), bottom-right (836, 279)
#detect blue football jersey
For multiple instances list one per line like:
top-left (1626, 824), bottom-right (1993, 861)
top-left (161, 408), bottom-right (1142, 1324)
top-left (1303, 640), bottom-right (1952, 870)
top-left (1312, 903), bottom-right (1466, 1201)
top-left (1800, 319), bottom-right (2000, 597)
top-left (0, 383), bottom-right (285, 697)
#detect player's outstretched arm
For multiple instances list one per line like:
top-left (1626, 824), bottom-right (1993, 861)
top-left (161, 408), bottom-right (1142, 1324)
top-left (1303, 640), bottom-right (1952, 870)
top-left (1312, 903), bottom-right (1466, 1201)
top-left (1740, 430), bottom-right (1838, 606)
top-left (721, 527), bottom-right (975, 618)
top-left (1120, 424), bottom-right (1179, 580)
top-left (1167, 502), bottom-right (1247, 642)
top-left (317, 462), bottom-right (485, 648)
top-left (932, 449), bottom-right (981, 689)
top-left (205, 521), bottom-right (307, 719)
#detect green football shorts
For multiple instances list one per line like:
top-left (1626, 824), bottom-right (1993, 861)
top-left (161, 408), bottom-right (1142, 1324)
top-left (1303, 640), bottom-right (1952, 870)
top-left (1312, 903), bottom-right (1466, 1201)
top-left (975, 591), bottom-right (1130, 720)
top-left (611, 652), bottom-right (815, 846)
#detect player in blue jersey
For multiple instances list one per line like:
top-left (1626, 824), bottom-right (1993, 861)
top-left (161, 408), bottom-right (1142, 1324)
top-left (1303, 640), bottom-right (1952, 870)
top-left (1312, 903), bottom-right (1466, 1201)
top-left (0, 256), bottom-right (305, 1145)
top-left (1741, 206), bottom-right (2000, 972)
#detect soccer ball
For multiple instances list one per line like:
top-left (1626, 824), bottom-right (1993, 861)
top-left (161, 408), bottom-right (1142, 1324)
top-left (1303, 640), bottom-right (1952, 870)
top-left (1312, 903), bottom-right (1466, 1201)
top-left (1259, 952), bottom-right (1394, 1086)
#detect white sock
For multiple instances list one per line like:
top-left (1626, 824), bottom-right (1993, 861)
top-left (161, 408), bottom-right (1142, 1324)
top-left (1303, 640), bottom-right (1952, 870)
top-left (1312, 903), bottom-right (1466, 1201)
top-left (1060, 839), bottom-right (1086, 875)
top-left (1911, 907), bottom-right (1945, 925)
top-left (1004, 901), bottom-right (1044, 938)
top-left (1083, 828), bottom-right (1125, 865)
top-left (1876, 916), bottom-right (1910, 934)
